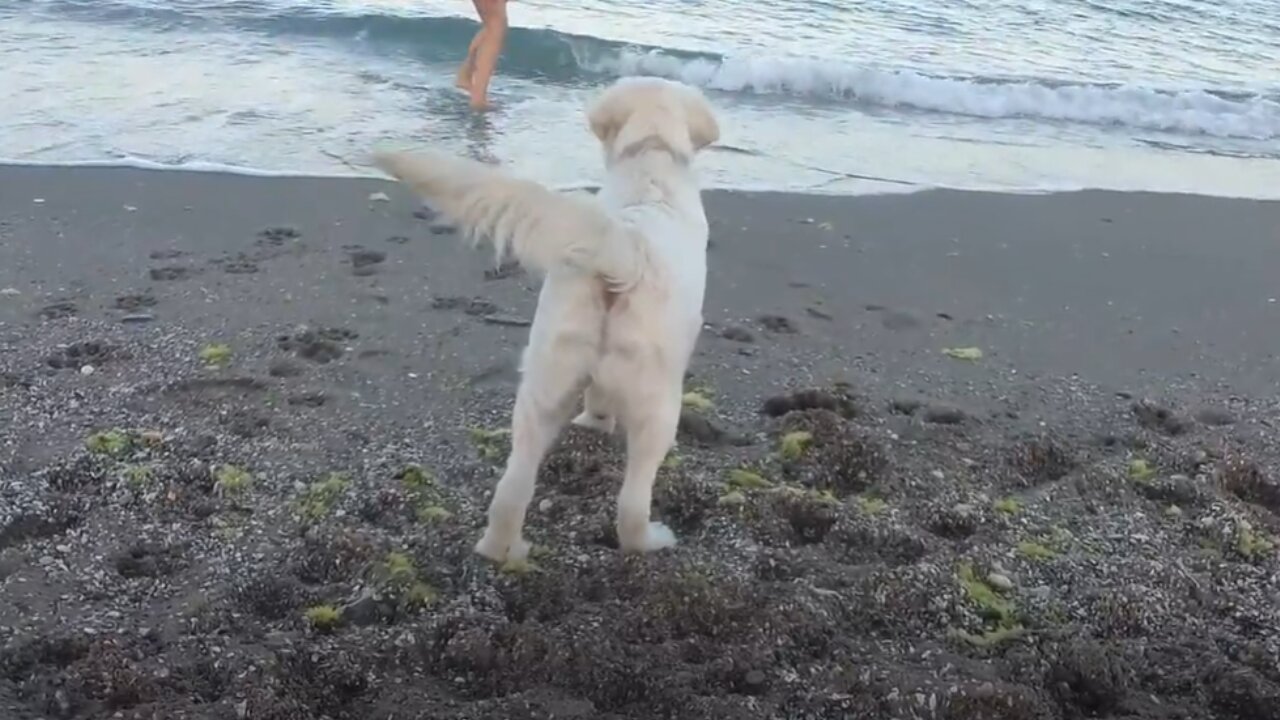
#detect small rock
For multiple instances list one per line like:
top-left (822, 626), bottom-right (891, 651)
top-left (121, 313), bottom-right (156, 324)
top-left (891, 398), bottom-right (923, 415)
top-left (79, 365), bottom-right (95, 376)
top-left (368, 191), bottom-right (390, 202)
top-left (720, 325), bottom-right (756, 343)
top-left (742, 669), bottom-right (768, 694)
top-left (341, 589), bottom-right (386, 627)
top-left (482, 314), bottom-right (532, 327)
top-left (930, 469), bottom-right (945, 481)
top-left (923, 405), bottom-right (966, 425)
top-left (349, 249), bottom-right (386, 269)
top-left (0, 287), bottom-right (19, 296)
top-left (538, 499), bottom-right (553, 512)
top-left (987, 572), bottom-right (1014, 591)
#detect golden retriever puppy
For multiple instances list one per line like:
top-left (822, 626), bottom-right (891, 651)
top-left (373, 76), bottom-right (720, 562)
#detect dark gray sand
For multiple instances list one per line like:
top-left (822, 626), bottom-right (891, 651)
top-left (1, 165), bottom-right (1279, 719)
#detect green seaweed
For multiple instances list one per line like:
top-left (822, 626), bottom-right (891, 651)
top-left (399, 464), bottom-right (433, 490)
top-left (468, 427), bottom-right (511, 461)
top-left (296, 472), bottom-right (349, 522)
top-left (500, 558), bottom-right (537, 575)
top-left (122, 463), bottom-right (154, 490)
top-left (681, 391), bottom-right (714, 413)
top-left (214, 464), bottom-right (252, 498)
top-left (303, 604), bottom-right (341, 632)
top-left (726, 468), bottom-right (772, 490)
top-left (779, 431), bottom-right (813, 461)
top-left (855, 495), bottom-right (887, 515)
top-left (416, 505), bottom-right (453, 523)
top-left (86, 429), bottom-right (133, 458)
top-left (993, 497), bottom-right (1022, 515)
top-left (942, 346), bottom-right (984, 361)
top-left (1015, 540), bottom-right (1057, 561)
top-left (1127, 458), bottom-right (1155, 481)
top-left (198, 343), bottom-right (233, 369)
top-left (1234, 522), bottom-right (1276, 561)
top-left (957, 562), bottom-right (1017, 627)
top-left (717, 490), bottom-right (747, 507)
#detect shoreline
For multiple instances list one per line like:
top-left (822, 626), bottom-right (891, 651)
top-left (2, 163), bottom-right (1279, 719)
top-left (5, 154), bottom-right (1280, 202)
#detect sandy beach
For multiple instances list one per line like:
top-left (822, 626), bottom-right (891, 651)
top-left (2, 165), bottom-right (1279, 719)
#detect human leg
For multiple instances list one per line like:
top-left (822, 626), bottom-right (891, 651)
top-left (468, 0), bottom-right (508, 110)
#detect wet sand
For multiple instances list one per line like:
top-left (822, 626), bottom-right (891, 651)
top-left (1, 165), bottom-right (1278, 719)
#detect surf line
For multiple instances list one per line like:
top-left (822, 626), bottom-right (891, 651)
top-left (708, 143), bottom-right (919, 188)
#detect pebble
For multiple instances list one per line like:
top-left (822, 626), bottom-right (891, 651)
top-left (368, 191), bottom-right (391, 202)
top-left (79, 365), bottom-right (95, 375)
top-left (538, 499), bottom-right (553, 512)
top-left (121, 313), bottom-right (156, 324)
top-left (930, 469), bottom-right (945, 481)
top-left (986, 572), bottom-right (1014, 591)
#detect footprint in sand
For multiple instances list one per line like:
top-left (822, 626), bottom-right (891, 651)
top-left (37, 300), bottom-right (78, 320)
top-left (484, 261), bottom-right (524, 281)
top-left (220, 254), bottom-right (260, 275)
top-left (277, 326), bottom-right (358, 364)
top-left (758, 314), bottom-right (798, 334)
top-left (45, 340), bottom-right (112, 370)
top-left (432, 295), bottom-right (500, 316)
top-left (256, 226), bottom-right (301, 247)
top-left (149, 266), bottom-right (201, 282)
top-left (346, 248), bottom-right (386, 276)
top-left (114, 293), bottom-right (157, 311)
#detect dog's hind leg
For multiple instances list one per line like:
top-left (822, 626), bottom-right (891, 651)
top-left (571, 382), bottom-right (616, 434)
top-left (613, 374), bottom-right (682, 554)
top-left (474, 338), bottom-right (592, 563)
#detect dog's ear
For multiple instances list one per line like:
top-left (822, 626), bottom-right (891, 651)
top-left (681, 88), bottom-right (720, 151)
top-left (587, 88), bottom-right (630, 146)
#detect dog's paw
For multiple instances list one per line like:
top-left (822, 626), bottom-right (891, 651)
top-left (620, 521), bottom-right (678, 553)
top-left (474, 529), bottom-right (531, 563)
top-left (571, 410), bottom-right (616, 434)
top-left (642, 521), bottom-right (678, 551)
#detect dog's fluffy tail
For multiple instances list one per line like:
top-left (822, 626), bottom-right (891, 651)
top-left (373, 149), bottom-right (645, 289)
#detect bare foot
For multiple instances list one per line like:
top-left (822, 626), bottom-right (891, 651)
top-left (469, 95), bottom-right (493, 112)
top-left (455, 74), bottom-right (471, 91)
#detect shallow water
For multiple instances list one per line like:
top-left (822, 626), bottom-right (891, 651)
top-left (2, 0), bottom-right (1279, 196)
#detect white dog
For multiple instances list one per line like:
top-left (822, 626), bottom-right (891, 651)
top-left (373, 77), bottom-right (720, 562)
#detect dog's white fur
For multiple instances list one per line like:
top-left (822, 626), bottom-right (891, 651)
top-left (372, 77), bottom-right (720, 562)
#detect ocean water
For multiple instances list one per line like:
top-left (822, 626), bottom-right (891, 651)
top-left (2, 0), bottom-right (1279, 197)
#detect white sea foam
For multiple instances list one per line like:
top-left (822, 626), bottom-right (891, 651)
top-left (591, 50), bottom-right (1280, 140)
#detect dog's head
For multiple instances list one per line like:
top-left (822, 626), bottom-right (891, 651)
top-left (587, 77), bottom-right (720, 164)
